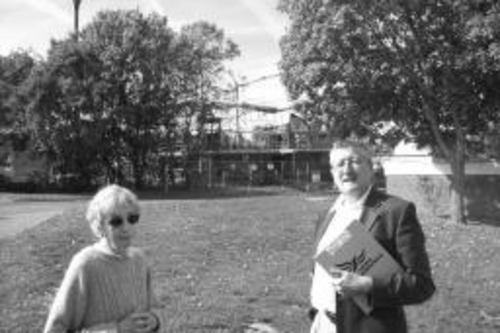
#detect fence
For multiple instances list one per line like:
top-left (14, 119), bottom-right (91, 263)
top-left (176, 157), bottom-right (333, 192)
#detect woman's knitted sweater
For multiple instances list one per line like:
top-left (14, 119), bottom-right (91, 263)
top-left (43, 241), bottom-right (166, 333)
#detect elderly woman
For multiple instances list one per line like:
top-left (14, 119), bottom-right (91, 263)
top-left (44, 184), bottom-right (166, 333)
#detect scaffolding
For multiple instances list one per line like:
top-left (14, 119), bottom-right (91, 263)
top-left (177, 106), bottom-right (334, 192)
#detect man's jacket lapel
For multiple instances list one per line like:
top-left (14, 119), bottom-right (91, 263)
top-left (313, 208), bottom-right (336, 255)
top-left (361, 189), bottom-right (387, 231)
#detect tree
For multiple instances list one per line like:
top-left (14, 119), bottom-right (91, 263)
top-left (176, 21), bottom-right (239, 148)
top-left (27, 10), bottom-right (240, 190)
top-left (26, 42), bottom-right (104, 188)
top-left (172, 21), bottom-right (240, 186)
top-left (82, 10), bottom-right (179, 188)
top-left (27, 10), bottom-right (181, 189)
top-left (0, 51), bottom-right (36, 150)
top-left (279, 0), bottom-right (500, 223)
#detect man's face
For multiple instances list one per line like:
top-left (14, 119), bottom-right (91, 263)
top-left (330, 147), bottom-right (374, 196)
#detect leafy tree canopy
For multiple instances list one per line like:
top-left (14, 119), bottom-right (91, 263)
top-left (24, 9), bottom-right (239, 189)
top-left (279, 0), bottom-right (500, 158)
top-left (0, 50), bottom-right (37, 150)
top-left (279, 0), bottom-right (500, 223)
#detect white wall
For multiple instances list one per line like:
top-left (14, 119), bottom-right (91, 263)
top-left (381, 156), bottom-right (500, 175)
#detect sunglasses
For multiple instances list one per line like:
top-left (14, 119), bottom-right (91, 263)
top-left (108, 214), bottom-right (140, 228)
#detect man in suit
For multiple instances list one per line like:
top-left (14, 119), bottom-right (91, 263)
top-left (310, 141), bottom-right (435, 333)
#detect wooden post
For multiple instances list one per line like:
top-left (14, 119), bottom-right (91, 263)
top-left (208, 157), bottom-right (213, 189)
top-left (306, 161), bottom-right (310, 192)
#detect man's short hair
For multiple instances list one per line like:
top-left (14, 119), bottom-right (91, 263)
top-left (329, 140), bottom-right (374, 168)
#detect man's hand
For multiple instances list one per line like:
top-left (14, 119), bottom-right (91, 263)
top-left (333, 271), bottom-right (373, 299)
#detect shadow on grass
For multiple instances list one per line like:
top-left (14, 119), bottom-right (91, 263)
top-left (137, 186), bottom-right (303, 201)
top-left (0, 192), bottom-right (91, 203)
top-left (1, 187), bottom-right (291, 203)
top-left (2, 186), bottom-right (332, 204)
top-left (428, 213), bottom-right (500, 228)
top-left (467, 216), bottom-right (500, 228)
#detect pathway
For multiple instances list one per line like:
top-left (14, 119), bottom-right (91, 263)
top-left (0, 195), bottom-right (85, 239)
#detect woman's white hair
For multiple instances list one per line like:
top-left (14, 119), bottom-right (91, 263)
top-left (85, 184), bottom-right (140, 238)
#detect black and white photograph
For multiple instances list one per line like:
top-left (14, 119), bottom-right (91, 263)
top-left (1, 1), bottom-right (500, 332)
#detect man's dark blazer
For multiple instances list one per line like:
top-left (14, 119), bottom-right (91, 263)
top-left (312, 188), bottom-right (436, 333)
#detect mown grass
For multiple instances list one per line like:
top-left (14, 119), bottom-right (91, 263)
top-left (1, 188), bottom-right (500, 332)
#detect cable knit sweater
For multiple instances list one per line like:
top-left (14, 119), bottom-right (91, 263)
top-left (43, 241), bottom-right (166, 333)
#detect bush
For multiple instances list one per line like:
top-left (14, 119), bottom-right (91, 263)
top-left (0, 174), bottom-right (8, 190)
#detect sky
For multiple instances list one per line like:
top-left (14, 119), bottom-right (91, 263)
top-left (0, 0), bottom-right (291, 121)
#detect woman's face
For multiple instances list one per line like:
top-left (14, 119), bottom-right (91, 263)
top-left (101, 208), bottom-right (140, 254)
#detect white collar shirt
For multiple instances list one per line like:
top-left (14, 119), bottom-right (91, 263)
top-left (310, 187), bottom-right (371, 333)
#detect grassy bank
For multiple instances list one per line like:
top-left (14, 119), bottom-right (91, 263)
top-left (1, 189), bottom-right (500, 332)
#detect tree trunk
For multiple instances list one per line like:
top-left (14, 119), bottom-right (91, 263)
top-left (131, 153), bottom-right (144, 190)
top-left (449, 146), bottom-right (467, 224)
top-left (159, 156), bottom-right (166, 191)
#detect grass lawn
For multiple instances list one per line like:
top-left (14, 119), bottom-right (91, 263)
top-left (1, 188), bottom-right (500, 332)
